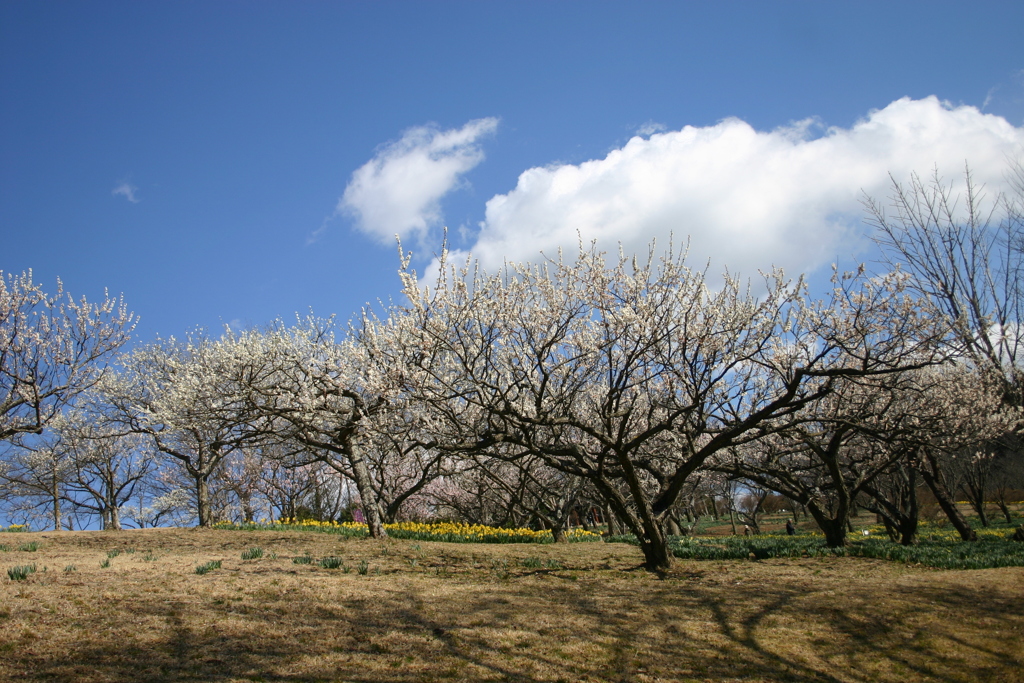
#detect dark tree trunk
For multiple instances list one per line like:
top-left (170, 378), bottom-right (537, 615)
top-left (918, 456), bottom-right (977, 542)
top-left (807, 502), bottom-right (848, 547)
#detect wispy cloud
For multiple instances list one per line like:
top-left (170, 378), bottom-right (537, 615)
top-left (441, 97), bottom-right (1023, 280)
top-left (112, 181), bottom-right (139, 203)
top-left (636, 120), bottom-right (667, 137)
top-left (339, 118), bottom-right (498, 245)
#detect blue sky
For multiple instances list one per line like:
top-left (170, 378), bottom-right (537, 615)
top-left (2, 1), bottom-right (1023, 342)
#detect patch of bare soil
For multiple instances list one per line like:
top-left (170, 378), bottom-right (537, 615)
top-left (1, 528), bottom-right (1021, 682)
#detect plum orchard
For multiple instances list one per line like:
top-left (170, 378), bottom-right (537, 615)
top-left (367, 240), bottom-right (952, 571)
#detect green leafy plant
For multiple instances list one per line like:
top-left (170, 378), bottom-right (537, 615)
top-left (292, 554), bottom-right (313, 565)
top-left (357, 559), bottom-right (369, 575)
top-left (241, 547), bottom-right (264, 560)
top-left (64, 564), bottom-right (76, 573)
top-left (0, 544), bottom-right (10, 552)
top-left (7, 564), bottom-right (36, 581)
top-left (521, 557), bottom-right (542, 569)
top-left (142, 551), bottom-right (158, 562)
top-left (18, 542), bottom-right (39, 552)
top-left (106, 549), bottom-right (121, 559)
top-left (195, 560), bottom-right (222, 575)
top-left (319, 556), bottom-right (345, 569)
top-left (100, 558), bottom-right (111, 569)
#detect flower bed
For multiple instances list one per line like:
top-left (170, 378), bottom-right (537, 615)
top-left (213, 519), bottom-right (602, 544)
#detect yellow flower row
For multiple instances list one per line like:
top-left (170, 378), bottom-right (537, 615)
top-left (247, 517), bottom-right (602, 540)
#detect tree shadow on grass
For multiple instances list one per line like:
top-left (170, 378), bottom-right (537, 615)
top-left (5, 565), bottom-right (1023, 683)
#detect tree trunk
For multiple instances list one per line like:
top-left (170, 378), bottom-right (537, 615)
top-left (51, 479), bottom-right (61, 533)
top-left (196, 476), bottom-right (212, 527)
top-left (638, 524), bottom-right (673, 573)
top-left (666, 515), bottom-right (683, 536)
top-left (551, 523), bottom-right (569, 543)
top-left (347, 442), bottom-right (387, 539)
top-left (996, 499), bottom-right (1014, 524)
top-left (919, 460), bottom-right (977, 541)
top-left (605, 505), bottom-right (621, 536)
top-left (807, 503), bottom-right (848, 547)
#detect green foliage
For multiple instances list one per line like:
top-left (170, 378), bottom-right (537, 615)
top-left (142, 551), bottom-right (158, 562)
top-left (6, 564), bottom-right (36, 581)
top-left (18, 542), bottom-right (39, 552)
top-left (100, 558), bottom-right (111, 569)
top-left (0, 544), bottom-right (9, 552)
top-left (357, 559), bottom-right (369, 575)
top-left (318, 556), bottom-right (345, 569)
top-left (629, 533), bottom-right (1024, 569)
top-left (194, 560), bottom-right (222, 575)
top-left (521, 557), bottom-right (543, 569)
top-left (106, 549), bottom-right (121, 559)
top-left (64, 564), bottom-right (76, 573)
top-left (240, 547), bottom-right (264, 560)
top-left (292, 554), bottom-right (313, 565)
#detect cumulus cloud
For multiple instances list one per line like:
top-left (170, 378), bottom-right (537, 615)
top-left (450, 97), bottom-right (1024, 280)
top-left (112, 181), bottom-right (139, 203)
top-left (340, 117), bottom-right (498, 244)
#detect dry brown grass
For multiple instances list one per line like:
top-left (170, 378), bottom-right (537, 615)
top-left (1, 528), bottom-right (1022, 683)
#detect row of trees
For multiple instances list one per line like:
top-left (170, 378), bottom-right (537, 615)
top-left (2, 165), bottom-right (1022, 571)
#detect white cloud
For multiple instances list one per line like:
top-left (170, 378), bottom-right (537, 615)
top-left (340, 117), bottom-right (498, 244)
top-left (112, 181), bottom-right (139, 203)
top-left (449, 97), bottom-right (1024, 281)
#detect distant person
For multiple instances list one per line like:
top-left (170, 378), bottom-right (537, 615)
top-left (786, 519), bottom-right (796, 536)
top-left (743, 524), bottom-right (751, 536)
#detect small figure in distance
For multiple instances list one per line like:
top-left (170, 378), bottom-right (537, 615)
top-left (785, 519), bottom-right (796, 536)
top-left (743, 524), bottom-right (751, 536)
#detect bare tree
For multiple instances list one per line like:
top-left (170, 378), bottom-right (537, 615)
top-left (867, 162), bottom-right (1024, 406)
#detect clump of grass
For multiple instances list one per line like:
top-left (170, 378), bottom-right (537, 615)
top-left (142, 551), bottom-right (158, 562)
top-left (357, 559), bottom-right (369, 575)
top-left (268, 551), bottom-right (278, 560)
top-left (319, 556), bottom-right (345, 570)
top-left (0, 544), bottom-right (10, 552)
top-left (8, 564), bottom-right (37, 581)
top-left (18, 542), bottom-right (39, 552)
top-left (195, 560), bottom-right (222, 575)
top-left (292, 553), bottom-right (313, 565)
top-left (241, 547), bottom-right (264, 560)
top-left (64, 564), bottom-right (76, 573)
top-left (100, 558), bottom-right (111, 569)
top-left (543, 559), bottom-right (561, 570)
top-left (124, 547), bottom-right (136, 554)
top-left (106, 549), bottom-right (121, 559)
top-left (521, 557), bottom-right (542, 569)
